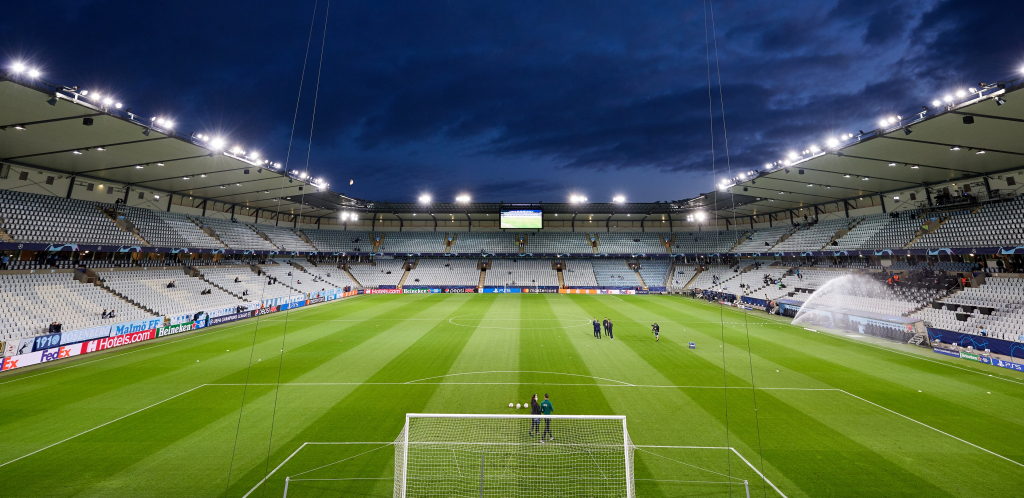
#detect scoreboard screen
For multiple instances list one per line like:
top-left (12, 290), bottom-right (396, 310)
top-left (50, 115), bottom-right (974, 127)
top-left (500, 209), bottom-right (543, 229)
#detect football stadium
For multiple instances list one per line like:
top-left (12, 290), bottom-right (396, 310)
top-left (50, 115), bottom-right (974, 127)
top-left (3, 6), bottom-right (1024, 498)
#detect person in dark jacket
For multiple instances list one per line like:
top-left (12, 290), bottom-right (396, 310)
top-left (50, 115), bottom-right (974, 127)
top-left (607, 319), bottom-right (614, 340)
top-left (593, 318), bottom-right (601, 339)
top-left (529, 394), bottom-right (542, 437)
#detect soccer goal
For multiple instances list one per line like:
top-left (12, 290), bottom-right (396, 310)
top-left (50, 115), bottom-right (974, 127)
top-left (393, 413), bottom-right (635, 498)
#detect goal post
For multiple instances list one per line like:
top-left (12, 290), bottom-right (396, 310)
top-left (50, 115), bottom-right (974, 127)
top-left (394, 413), bottom-right (635, 498)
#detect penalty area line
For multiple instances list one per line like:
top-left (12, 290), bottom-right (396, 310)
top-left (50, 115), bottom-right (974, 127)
top-left (839, 389), bottom-right (1024, 469)
top-left (0, 384), bottom-right (207, 470)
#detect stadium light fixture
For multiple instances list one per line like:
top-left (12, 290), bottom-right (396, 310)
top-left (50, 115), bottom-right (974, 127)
top-left (950, 146), bottom-right (960, 151)
top-left (809, 145), bottom-right (820, 153)
top-left (996, 97), bottom-right (1006, 106)
top-left (28, 69), bottom-right (40, 78)
top-left (976, 150), bottom-right (986, 155)
top-left (932, 100), bottom-right (941, 107)
top-left (456, 194), bottom-right (471, 203)
top-left (419, 194), bottom-right (432, 204)
top-left (943, 94), bottom-right (953, 103)
top-left (956, 90), bottom-right (967, 98)
top-left (11, 62), bottom-right (26, 73)
top-left (612, 195), bottom-right (625, 203)
top-left (826, 137), bottom-right (839, 148)
top-left (787, 151), bottom-right (799, 160)
top-left (695, 211), bottom-right (707, 221)
top-left (570, 194), bottom-right (587, 204)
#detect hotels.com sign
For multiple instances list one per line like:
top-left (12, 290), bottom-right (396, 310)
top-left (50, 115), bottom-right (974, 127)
top-left (82, 329), bottom-right (156, 353)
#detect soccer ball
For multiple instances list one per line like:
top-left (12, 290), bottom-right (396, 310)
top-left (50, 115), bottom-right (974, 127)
top-left (516, 403), bottom-right (521, 409)
top-left (509, 403), bottom-right (513, 408)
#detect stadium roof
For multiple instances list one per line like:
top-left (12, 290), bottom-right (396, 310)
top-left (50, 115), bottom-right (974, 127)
top-left (2, 73), bottom-right (1022, 221)
top-left (0, 78), bottom-right (365, 218)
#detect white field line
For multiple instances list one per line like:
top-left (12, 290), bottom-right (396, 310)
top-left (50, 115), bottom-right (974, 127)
top-left (403, 370), bottom-right (635, 386)
top-left (241, 442), bottom-right (308, 498)
top-left (727, 305), bottom-right (1024, 388)
top-left (0, 321), bottom-right (255, 386)
top-left (730, 447), bottom-right (787, 498)
top-left (0, 384), bottom-right (207, 469)
top-left (0, 291), bottom-right (365, 386)
top-left (204, 382), bottom-right (835, 390)
top-left (838, 389), bottom-right (1024, 469)
top-left (634, 444), bottom-right (785, 496)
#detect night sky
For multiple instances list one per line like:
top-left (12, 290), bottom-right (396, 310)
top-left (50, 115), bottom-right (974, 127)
top-left (2, 1), bottom-right (1022, 203)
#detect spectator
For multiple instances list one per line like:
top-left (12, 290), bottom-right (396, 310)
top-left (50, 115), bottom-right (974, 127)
top-left (167, 280), bottom-right (176, 288)
top-left (49, 322), bottom-right (57, 333)
top-left (108, 310), bottom-right (116, 319)
top-left (101, 309), bottom-right (109, 319)
top-left (1, 253), bottom-right (9, 270)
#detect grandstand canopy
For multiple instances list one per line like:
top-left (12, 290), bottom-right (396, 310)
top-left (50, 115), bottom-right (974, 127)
top-left (3, 76), bottom-right (1022, 221)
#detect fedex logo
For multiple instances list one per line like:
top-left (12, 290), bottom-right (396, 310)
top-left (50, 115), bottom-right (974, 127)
top-left (40, 347), bottom-right (75, 363)
top-left (2, 357), bottom-right (18, 370)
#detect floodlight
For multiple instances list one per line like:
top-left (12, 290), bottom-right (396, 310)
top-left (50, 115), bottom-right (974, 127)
top-left (135, 165), bottom-right (143, 169)
top-left (976, 150), bottom-right (985, 154)
top-left (943, 95), bottom-right (953, 102)
top-left (164, 121), bottom-right (174, 129)
top-left (956, 90), bottom-right (966, 98)
top-left (612, 195), bottom-right (625, 203)
top-left (695, 211), bottom-right (707, 221)
top-left (72, 150), bottom-right (82, 155)
top-left (889, 163), bottom-right (896, 167)
top-left (738, 173), bottom-right (746, 179)
top-left (28, 69), bottom-right (40, 78)
top-left (103, 97), bottom-right (113, 105)
top-left (809, 145), bottom-right (820, 153)
top-left (115, 102), bottom-right (122, 109)
top-left (826, 137), bottom-right (839, 147)
top-left (11, 62), bottom-right (26, 73)
top-left (251, 152), bottom-right (260, 160)
top-left (209, 137), bottom-right (225, 150)
top-left (787, 151), bottom-right (799, 160)
top-left (932, 100), bottom-right (941, 107)
top-left (80, 90), bottom-right (89, 96)
top-left (300, 172), bottom-right (307, 179)
top-left (419, 194), bottom-right (431, 203)
top-left (456, 194), bottom-right (471, 203)
top-left (950, 146), bottom-right (960, 151)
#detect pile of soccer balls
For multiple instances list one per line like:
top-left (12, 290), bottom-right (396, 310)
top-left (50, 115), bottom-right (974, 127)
top-left (509, 402), bottom-right (529, 409)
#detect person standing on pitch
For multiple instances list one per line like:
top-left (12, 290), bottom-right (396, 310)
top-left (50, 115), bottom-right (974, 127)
top-left (529, 394), bottom-right (542, 437)
top-left (540, 393), bottom-right (554, 442)
top-left (593, 318), bottom-right (601, 338)
top-left (607, 319), bottom-right (614, 339)
top-left (652, 322), bottom-right (660, 342)
top-left (602, 317), bottom-right (610, 337)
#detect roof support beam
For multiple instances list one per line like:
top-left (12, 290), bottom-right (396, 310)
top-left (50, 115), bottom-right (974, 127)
top-left (571, 212), bottom-right (577, 233)
top-left (0, 136), bottom-right (172, 162)
top-left (66, 175), bottom-right (76, 199)
top-left (0, 112), bottom-right (106, 130)
top-left (166, 193), bottom-right (173, 212)
top-left (429, 213), bottom-right (437, 232)
top-left (879, 193), bottom-right (886, 214)
top-left (466, 213), bottom-right (472, 232)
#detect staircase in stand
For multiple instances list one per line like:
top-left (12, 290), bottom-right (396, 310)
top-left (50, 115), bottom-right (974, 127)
top-left (908, 332), bottom-right (929, 346)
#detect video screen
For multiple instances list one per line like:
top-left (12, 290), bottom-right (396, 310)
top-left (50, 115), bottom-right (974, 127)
top-left (500, 209), bottom-right (543, 229)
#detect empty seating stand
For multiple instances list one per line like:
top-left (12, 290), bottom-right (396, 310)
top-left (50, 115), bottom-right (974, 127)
top-left (0, 190), bottom-right (137, 246)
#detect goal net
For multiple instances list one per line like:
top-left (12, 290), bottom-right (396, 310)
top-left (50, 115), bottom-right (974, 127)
top-left (393, 413), bottom-right (635, 498)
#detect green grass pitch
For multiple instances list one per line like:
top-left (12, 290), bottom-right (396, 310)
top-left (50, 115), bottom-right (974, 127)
top-left (1, 293), bottom-right (1023, 497)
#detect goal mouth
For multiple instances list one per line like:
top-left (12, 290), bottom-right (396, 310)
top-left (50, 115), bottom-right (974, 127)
top-left (394, 413), bottom-right (635, 498)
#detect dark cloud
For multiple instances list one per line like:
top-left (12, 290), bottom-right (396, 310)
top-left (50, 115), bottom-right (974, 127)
top-left (1, 0), bottom-right (1018, 202)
